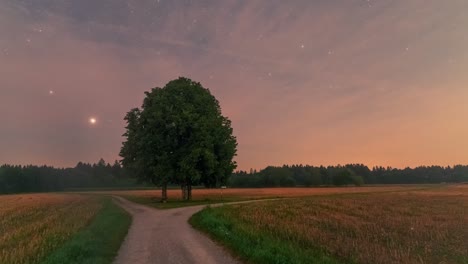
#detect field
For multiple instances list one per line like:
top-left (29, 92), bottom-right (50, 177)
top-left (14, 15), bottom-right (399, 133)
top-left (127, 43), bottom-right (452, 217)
top-left (0, 193), bottom-right (131, 264)
top-left (0, 193), bottom-right (102, 264)
top-left (191, 185), bottom-right (468, 264)
top-left (2, 185), bottom-right (465, 264)
top-left (97, 185), bottom-right (434, 209)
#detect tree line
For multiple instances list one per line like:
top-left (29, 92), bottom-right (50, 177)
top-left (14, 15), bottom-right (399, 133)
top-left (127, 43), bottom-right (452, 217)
top-left (0, 159), bottom-right (137, 194)
top-left (1, 162), bottom-right (467, 194)
top-left (229, 164), bottom-right (468, 187)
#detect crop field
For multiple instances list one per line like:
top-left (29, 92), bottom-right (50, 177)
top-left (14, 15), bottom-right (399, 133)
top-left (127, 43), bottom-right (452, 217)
top-left (0, 193), bottom-right (102, 264)
top-left (191, 185), bottom-right (468, 264)
top-left (97, 185), bottom-right (433, 208)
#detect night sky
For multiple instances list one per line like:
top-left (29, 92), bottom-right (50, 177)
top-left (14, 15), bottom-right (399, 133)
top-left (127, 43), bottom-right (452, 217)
top-left (1, 0), bottom-right (467, 170)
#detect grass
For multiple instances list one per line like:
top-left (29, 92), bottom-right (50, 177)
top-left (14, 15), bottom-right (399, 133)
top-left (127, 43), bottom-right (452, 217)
top-left (0, 193), bottom-right (102, 264)
top-left (119, 194), bottom-right (243, 209)
top-left (190, 185), bottom-right (468, 264)
top-left (41, 198), bottom-right (131, 264)
top-left (0, 194), bottom-right (131, 264)
top-left (94, 185), bottom-right (433, 209)
top-left (190, 207), bottom-right (343, 264)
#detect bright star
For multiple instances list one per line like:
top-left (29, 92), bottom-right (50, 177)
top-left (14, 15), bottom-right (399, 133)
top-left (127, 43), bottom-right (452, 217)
top-left (89, 117), bottom-right (97, 125)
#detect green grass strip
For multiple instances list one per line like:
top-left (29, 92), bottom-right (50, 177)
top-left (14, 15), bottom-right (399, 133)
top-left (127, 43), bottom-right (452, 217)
top-left (41, 198), bottom-right (131, 264)
top-left (190, 206), bottom-right (343, 264)
top-left (122, 194), bottom-right (256, 209)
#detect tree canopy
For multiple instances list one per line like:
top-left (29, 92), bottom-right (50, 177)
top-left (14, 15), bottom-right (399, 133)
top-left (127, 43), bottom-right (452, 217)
top-left (120, 77), bottom-right (238, 201)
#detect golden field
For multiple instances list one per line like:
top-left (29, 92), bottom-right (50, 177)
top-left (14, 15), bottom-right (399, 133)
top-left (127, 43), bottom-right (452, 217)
top-left (1, 185), bottom-right (462, 263)
top-left (206, 185), bottom-right (468, 264)
top-left (0, 193), bottom-right (102, 264)
top-left (98, 185), bottom-right (433, 203)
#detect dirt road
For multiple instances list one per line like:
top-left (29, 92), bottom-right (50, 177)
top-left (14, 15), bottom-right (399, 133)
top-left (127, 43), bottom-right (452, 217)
top-left (113, 197), bottom-right (240, 264)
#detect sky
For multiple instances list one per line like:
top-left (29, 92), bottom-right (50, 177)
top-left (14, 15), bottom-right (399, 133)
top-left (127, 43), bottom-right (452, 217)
top-left (1, 0), bottom-right (467, 170)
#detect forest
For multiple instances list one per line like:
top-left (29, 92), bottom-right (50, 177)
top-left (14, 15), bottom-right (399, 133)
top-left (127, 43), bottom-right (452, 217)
top-left (229, 164), bottom-right (468, 187)
top-left (1, 162), bottom-right (467, 194)
top-left (0, 159), bottom-right (137, 194)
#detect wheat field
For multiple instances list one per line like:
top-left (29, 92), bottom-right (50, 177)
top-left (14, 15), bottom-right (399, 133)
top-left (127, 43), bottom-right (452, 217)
top-left (99, 185), bottom-right (431, 202)
top-left (0, 193), bottom-right (102, 264)
top-left (206, 185), bottom-right (468, 263)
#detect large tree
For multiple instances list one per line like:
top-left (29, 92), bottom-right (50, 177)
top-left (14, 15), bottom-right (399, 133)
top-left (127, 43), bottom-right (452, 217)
top-left (120, 77), bottom-right (237, 201)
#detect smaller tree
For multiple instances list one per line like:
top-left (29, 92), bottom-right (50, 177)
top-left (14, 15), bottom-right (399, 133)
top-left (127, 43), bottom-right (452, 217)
top-left (332, 168), bottom-right (364, 186)
top-left (351, 174), bottom-right (364, 186)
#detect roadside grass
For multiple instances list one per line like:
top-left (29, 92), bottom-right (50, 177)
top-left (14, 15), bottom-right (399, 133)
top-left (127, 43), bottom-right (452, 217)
top-left (95, 185), bottom-right (434, 209)
top-left (41, 197), bottom-right (131, 264)
top-left (190, 207), bottom-right (343, 264)
top-left (121, 194), bottom-right (246, 209)
top-left (0, 194), bottom-right (103, 264)
top-left (190, 185), bottom-right (468, 264)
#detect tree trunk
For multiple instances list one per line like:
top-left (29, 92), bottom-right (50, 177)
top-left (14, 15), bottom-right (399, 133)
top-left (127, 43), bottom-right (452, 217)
top-left (187, 185), bottom-right (192, 201)
top-left (161, 184), bottom-right (168, 203)
top-left (181, 184), bottom-right (187, 201)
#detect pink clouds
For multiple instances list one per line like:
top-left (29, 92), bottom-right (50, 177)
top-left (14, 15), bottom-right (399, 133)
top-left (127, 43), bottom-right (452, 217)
top-left (1, 0), bottom-right (467, 169)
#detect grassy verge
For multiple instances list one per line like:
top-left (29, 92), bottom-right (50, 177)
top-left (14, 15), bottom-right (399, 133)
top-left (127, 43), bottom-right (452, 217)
top-left (41, 198), bottom-right (131, 264)
top-left (122, 194), bottom-right (264, 209)
top-left (190, 206), bottom-right (343, 264)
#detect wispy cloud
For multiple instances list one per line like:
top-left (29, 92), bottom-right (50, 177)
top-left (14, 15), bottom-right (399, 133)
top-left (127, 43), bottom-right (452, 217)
top-left (1, 0), bottom-right (467, 168)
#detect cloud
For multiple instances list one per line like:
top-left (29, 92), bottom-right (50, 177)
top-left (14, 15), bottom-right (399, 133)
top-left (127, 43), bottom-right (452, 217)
top-left (1, 0), bottom-right (467, 168)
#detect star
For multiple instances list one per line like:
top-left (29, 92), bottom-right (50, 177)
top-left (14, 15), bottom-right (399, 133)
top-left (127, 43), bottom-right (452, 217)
top-left (300, 44), bottom-right (305, 49)
top-left (89, 117), bottom-right (98, 125)
top-left (49, 90), bottom-right (54, 95)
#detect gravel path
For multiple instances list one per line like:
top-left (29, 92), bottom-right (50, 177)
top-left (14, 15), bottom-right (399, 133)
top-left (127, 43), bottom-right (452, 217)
top-left (112, 196), bottom-right (240, 264)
